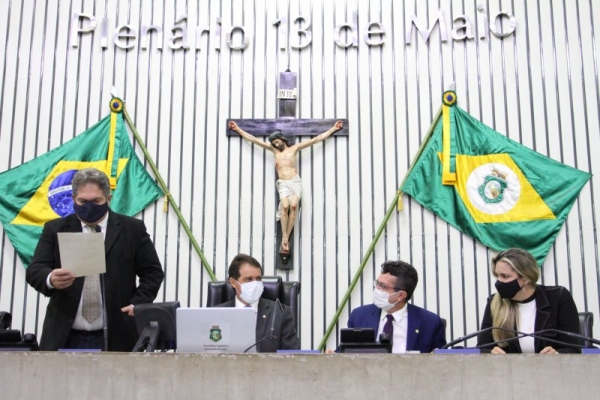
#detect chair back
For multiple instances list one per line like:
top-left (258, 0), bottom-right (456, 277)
top-left (207, 276), bottom-right (301, 330)
top-left (579, 311), bottom-right (594, 348)
top-left (0, 312), bottom-right (12, 330)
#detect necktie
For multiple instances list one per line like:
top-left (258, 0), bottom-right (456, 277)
top-left (383, 314), bottom-right (394, 337)
top-left (82, 225), bottom-right (102, 323)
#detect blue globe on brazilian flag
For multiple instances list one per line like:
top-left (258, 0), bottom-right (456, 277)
top-left (401, 92), bottom-right (591, 265)
top-left (0, 98), bottom-right (163, 267)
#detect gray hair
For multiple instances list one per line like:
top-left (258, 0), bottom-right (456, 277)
top-left (71, 168), bottom-right (111, 198)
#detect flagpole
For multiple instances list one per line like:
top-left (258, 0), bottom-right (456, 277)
top-left (397, 106), bottom-right (443, 205)
top-left (317, 106), bottom-right (443, 351)
top-left (121, 106), bottom-right (217, 282)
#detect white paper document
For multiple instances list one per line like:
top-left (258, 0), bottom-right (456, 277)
top-left (57, 232), bottom-right (106, 277)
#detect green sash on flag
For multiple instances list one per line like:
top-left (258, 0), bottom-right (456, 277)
top-left (401, 92), bottom-right (591, 265)
top-left (0, 98), bottom-right (163, 267)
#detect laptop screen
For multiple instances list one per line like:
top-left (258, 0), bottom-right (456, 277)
top-left (176, 307), bottom-right (257, 353)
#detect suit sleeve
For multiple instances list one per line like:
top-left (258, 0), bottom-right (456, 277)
top-left (279, 305), bottom-right (300, 350)
top-left (26, 221), bottom-right (59, 297)
top-left (554, 287), bottom-right (581, 354)
top-left (431, 316), bottom-right (447, 350)
top-left (476, 297), bottom-right (495, 351)
top-left (347, 309), bottom-right (357, 328)
top-left (130, 220), bottom-right (164, 305)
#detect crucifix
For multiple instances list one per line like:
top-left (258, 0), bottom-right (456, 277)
top-left (227, 70), bottom-right (348, 269)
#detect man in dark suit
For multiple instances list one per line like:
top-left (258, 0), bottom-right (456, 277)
top-left (217, 253), bottom-right (299, 352)
top-left (26, 168), bottom-right (164, 351)
top-left (347, 260), bottom-right (446, 353)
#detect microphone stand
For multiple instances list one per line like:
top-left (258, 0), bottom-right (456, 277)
top-left (443, 326), bottom-right (600, 352)
top-left (244, 335), bottom-right (280, 353)
top-left (94, 225), bottom-right (109, 352)
top-left (268, 299), bottom-right (283, 351)
top-left (245, 299), bottom-right (284, 353)
top-left (100, 273), bottom-right (109, 352)
top-left (442, 326), bottom-right (521, 349)
top-left (475, 329), bottom-right (600, 349)
top-left (482, 329), bottom-right (597, 350)
top-left (533, 328), bottom-right (600, 347)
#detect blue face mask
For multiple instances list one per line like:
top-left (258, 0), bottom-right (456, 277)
top-left (73, 202), bottom-right (108, 223)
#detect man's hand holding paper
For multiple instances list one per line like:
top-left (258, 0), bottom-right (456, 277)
top-left (49, 268), bottom-right (75, 290)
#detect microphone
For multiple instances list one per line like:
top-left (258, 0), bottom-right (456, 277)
top-left (476, 329), bottom-right (592, 351)
top-left (94, 224), bottom-right (109, 352)
top-left (442, 326), bottom-right (517, 349)
top-left (268, 298), bottom-right (283, 350)
top-left (270, 299), bottom-right (283, 334)
top-left (379, 333), bottom-right (392, 344)
top-left (244, 299), bottom-right (284, 353)
top-left (243, 335), bottom-right (280, 353)
top-left (519, 328), bottom-right (599, 349)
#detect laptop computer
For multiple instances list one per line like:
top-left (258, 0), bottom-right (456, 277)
top-left (176, 307), bottom-right (257, 353)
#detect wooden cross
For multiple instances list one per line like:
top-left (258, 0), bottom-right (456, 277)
top-left (227, 71), bottom-right (348, 269)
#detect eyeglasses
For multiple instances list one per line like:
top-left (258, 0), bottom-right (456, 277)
top-left (374, 280), bottom-right (402, 293)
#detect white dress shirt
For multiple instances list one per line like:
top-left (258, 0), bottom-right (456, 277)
top-left (377, 304), bottom-right (409, 353)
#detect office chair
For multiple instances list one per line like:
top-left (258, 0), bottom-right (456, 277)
top-left (206, 276), bottom-right (301, 331)
top-left (579, 311), bottom-right (594, 348)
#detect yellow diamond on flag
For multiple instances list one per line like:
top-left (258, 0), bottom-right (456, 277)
top-left (11, 159), bottom-right (129, 227)
top-left (403, 99), bottom-right (590, 265)
top-left (453, 153), bottom-right (555, 223)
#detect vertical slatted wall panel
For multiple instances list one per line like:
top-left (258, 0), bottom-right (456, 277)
top-left (0, 0), bottom-right (599, 350)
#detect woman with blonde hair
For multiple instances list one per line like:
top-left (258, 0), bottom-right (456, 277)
top-left (476, 248), bottom-right (581, 354)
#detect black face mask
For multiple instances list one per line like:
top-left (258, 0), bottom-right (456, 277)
top-left (73, 202), bottom-right (108, 223)
top-left (495, 278), bottom-right (523, 299)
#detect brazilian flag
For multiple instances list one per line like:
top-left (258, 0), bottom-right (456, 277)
top-left (401, 91), bottom-right (591, 265)
top-left (0, 98), bottom-right (163, 267)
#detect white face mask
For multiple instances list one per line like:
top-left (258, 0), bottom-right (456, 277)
top-left (238, 280), bottom-right (264, 305)
top-left (373, 288), bottom-right (400, 312)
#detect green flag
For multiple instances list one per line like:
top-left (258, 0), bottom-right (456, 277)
top-left (0, 98), bottom-right (163, 267)
top-left (401, 92), bottom-right (591, 265)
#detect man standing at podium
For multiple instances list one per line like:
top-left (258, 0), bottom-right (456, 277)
top-left (26, 168), bottom-right (164, 351)
top-left (217, 253), bottom-right (299, 352)
top-left (347, 260), bottom-right (446, 353)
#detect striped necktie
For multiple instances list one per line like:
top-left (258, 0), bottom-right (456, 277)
top-left (81, 225), bottom-right (102, 323)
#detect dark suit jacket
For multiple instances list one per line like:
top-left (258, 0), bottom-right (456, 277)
top-left (218, 297), bottom-right (300, 352)
top-left (26, 211), bottom-right (164, 351)
top-left (476, 285), bottom-right (581, 353)
top-left (347, 303), bottom-right (446, 352)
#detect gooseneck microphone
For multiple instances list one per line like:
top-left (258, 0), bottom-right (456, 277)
top-left (243, 335), bottom-right (281, 353)
top-left (531, 328), bottom-right (600, 347)
top-left (270, 299), bottom-right (283, 336)
top-left (442, 326), bottom-right (517, 349)
top-left (244, 299), bottom-right (283, 353)
top-left (94, 224), bottom-right (109, 352)
top-left (481, 328), bottom-right (598, 350)
top-left (265, 299), bottom-right (282, 351)
top-left (443, 324), bottom-right (600, 352)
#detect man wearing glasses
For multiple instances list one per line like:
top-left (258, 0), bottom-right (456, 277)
top-left (347, 260), bottom-right (446, 353)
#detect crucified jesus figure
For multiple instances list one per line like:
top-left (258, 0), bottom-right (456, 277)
top-left (229, 120), bottom-right (344, 254)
